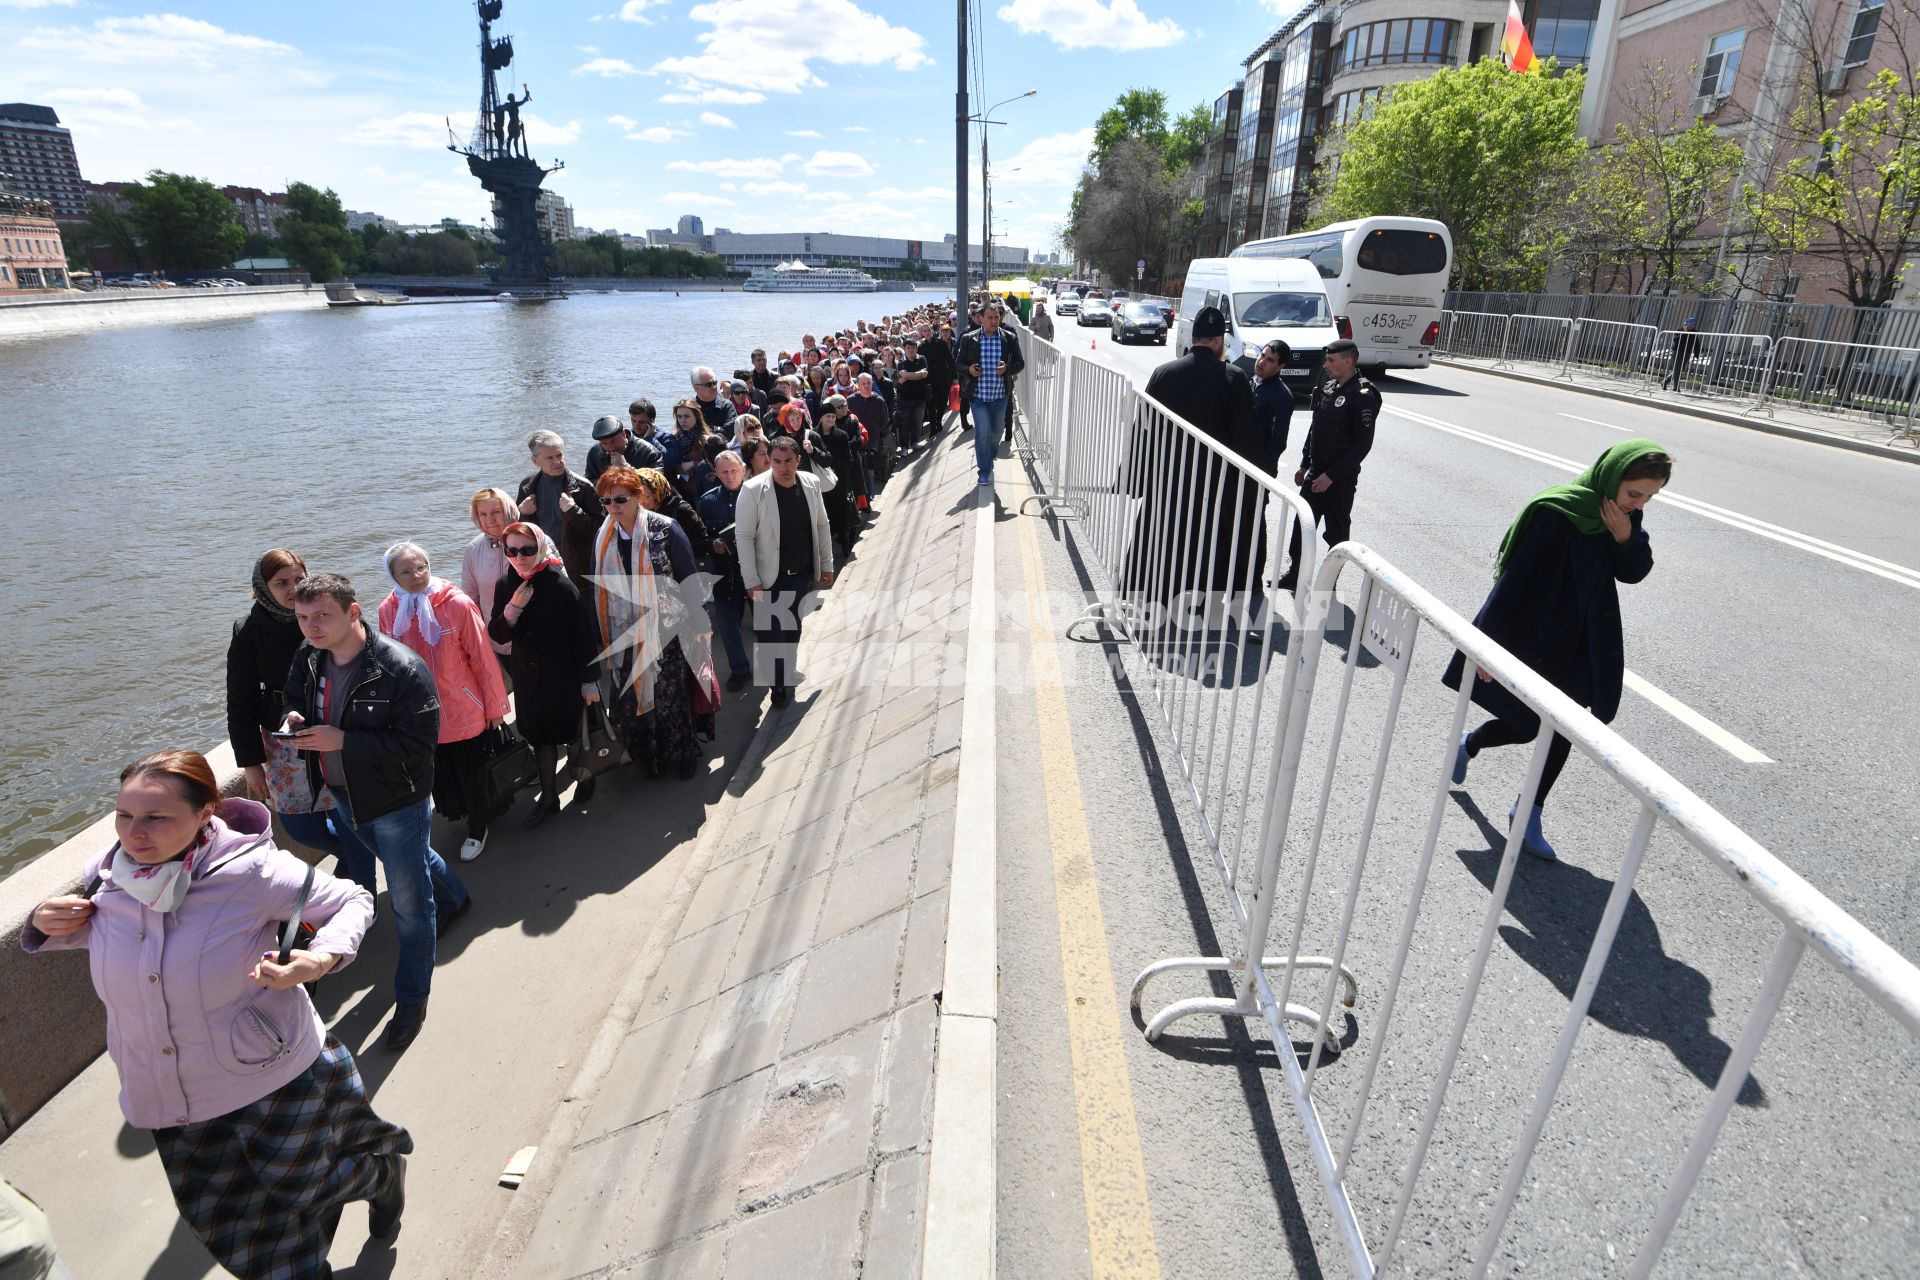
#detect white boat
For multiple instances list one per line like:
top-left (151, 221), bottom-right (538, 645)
top-left (742, 259), bottom-right (879, 293)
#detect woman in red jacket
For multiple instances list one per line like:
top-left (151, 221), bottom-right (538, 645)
top-left (378, 542), bottom-right (509, 863)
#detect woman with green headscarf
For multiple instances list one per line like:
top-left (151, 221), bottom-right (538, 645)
top-left (1442, 438), bottom-right (1673, 861)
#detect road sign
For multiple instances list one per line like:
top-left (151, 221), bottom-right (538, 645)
top-left (1136, 263), bottom-right (1145, 279)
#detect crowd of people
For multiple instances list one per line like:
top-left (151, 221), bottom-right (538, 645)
top-left (16, 294), bottom-right (1017, 1278)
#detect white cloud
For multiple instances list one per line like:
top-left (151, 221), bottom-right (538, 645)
top-left (698, 110), bottom-right (736, 129)
top-left (521, 114), bottom-right (582, 146)
top-left (786, 129), bottom-right (822, 139)
top-left (21, 14), bottom-right (297, 66)
top-left (802, 189), bottom-right (848, 201)
top-left (993, 128), bottom-right (1096, 185)
top-left (843, 125), bottom-right (871, 133)
top-left (654, 0), bottom-right (929, 97)
top-left (658, 191), bottom-right (735, 205)
top-left (870, 184), bottom-right (953, 202)
top-left (666, 156), bottom-right (789, 178)
top-left (617, 0), bottom-right (668, 20)
top-left (343, 112), bottom-right (460, 149)
top-left (574, 57), bottom-right (641, 76)
top-left (742, 179), bottom-right (806, 195)
top-left (607, 114), bottom-right (639, 130)
top-left (996, 0), bottom-right (1184, 50)
top-left (48, 87), bottom-right (200, 134)
top-left (661, 88), bottom-right (767, 105)
top-left (361, 165), bottom-right (420, 184)
top-left (804, 149), bottom-right (875, 178)
top-left (627, 125), bottom-right (683, 143)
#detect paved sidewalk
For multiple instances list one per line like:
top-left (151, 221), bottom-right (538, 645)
top-left (502, 428), bottom-right (985, 1278)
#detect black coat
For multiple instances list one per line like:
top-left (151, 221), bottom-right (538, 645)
top-left (1442, 507), bottom-right (1654, 732)
top-left (922, 337), bottom-right (956, 389)
top-left (1299, 374), bottom-right (1380, 487)
top-left (516, 469), bottom-right (603, 581)
top-left (284, 629), bottom-right (440, 823)
top-left (956, 328), bottom-right (1024, 401)
top-left (1124, 346), bottom-right (1266, 598)
top-left (1250, 376), bottom-right (1295, 476)
top-left (490, 568), bottom-right (598, 745)
top-left (225, 604), bottom-right (304, 768)
top-left (655, 488), bottom-right (711, 552)
top-left (586, 435), bottom-right (665, 482)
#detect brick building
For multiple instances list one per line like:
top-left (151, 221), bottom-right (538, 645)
top-left (0, 104), bottom-right (89, 222)
top-left (0, 187), bottom-right (70, 293)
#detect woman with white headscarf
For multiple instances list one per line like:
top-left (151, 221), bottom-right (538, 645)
top-left (377, 541), bottom-right (509, 862)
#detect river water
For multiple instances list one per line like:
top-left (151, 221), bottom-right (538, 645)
top-left (0, 288), bottom-right (930, 882)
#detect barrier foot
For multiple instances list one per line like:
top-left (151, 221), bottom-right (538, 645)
top-left (1067, 600), bottom-right (1139, 645)
top-left (1129, 955), bottom-right (1358, 1046)
top-left (1017, 493), bottom-right (1084, 519)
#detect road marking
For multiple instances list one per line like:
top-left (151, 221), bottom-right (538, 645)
top-left (1558, 412), bottom-right (1631, 432)
top-left (1623, 670), bottom-right (1775, 764)
top-left (1016, 504), bottom-right (1164, 1279)
top-left (1388, 404), bottom-right (1920, 592)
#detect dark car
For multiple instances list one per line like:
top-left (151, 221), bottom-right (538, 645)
top-left (1077, 297), bottom-right (1113, 326)
top-left (1110, 301), bottom-right (1168, 345)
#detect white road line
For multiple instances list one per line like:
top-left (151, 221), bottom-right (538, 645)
top-left (1623, 671), bottom-right (1776, 764)
top-left (1388, 404), bottom-right (1920, 592)
top-left (1558, 412), bottom-right (1630, 432)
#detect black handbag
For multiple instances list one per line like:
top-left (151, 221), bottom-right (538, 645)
top-left (479, 724), bottom-right (537, 817)
top-left (575, 700), bottom-right (631, 778)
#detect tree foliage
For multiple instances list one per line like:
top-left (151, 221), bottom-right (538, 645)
top-left (1068, 89), bottom-right (1210, 285)
top-left (372, 231), bottom-right (480, 276)
top-left (277, 182), bottom-right (357, 282)
top-left (1316, 59), bottom-right (1586, 290)
top-left (124, 171), bottom-right (245, 270)
top-left (74, 196), bottom-right (145, 270)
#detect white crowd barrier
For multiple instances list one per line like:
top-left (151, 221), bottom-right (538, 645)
top-left (1010, 339), bottom-right (1920, 1275)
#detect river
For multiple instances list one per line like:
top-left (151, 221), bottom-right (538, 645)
top-left (0, 288), bottom-right (932, 881)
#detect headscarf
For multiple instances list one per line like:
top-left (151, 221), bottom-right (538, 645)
top-left (383, 541), bottom-right (446, 647)
top-left (251, 558), bottom-right (297, 624)
top-left (594, 510), bottom-right (665, 713)
top-left (501, 521), bottom-right (568, 578)
top-left (105, 825), bottom-right (211, 914)
top-left (1495, 438), bottom-right (1669, 577)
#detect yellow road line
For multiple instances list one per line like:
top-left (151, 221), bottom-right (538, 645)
top-left (1016, 509), bottom-right (1163, 1279)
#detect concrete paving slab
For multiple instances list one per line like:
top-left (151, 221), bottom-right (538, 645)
top-left (841, 766), bottom-right (928, 856)
top-left (756, 807), bottom-right (846, 904)
top-left (724, 1172), bottom-right (866, 1280)
top-left (869, 686), bottom-right (942, 752)
top-left (876, 999), bottom-right (939, 1155)
top-left (817, 830), bottom-right (916, 941)
top-left (676, 844), bottom-right (769, 939)
top-left (622, 1068), bottom-right (769, 1256)
top-left (609, 1229), bottom-right (729, 1279)
top-left (915, 809), bottom-right (956, 899)
top-left (741, 1020), bottom-right (886, 1205)
top-left (588, 1000), bottom-right (712, 1136)
top-left (785, 909), bottom-right (907, 1052)
top-left (642, 914), bottom-right (747, 1027)
top-left (864, 1152), bottom-right (930, 1279)
top-left (708, 789), bottom-right (795, 863)
top-left (899, 886), bottom-right (949, 1006)
top-left (687, 960), bottom-right (803, 1095)
top-left (722, 866), bottom-right (831, 990)
top-left (515, 1114), bottom-right (664, 1280)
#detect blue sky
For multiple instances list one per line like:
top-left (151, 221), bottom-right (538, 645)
top-left (5, 0), bottom-right (1295, 255)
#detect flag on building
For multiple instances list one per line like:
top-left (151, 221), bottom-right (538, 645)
top-left (1500, 0), bottom-right (1539, 72)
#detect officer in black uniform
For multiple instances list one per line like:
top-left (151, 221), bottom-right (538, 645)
top-left (1277, 338), bottom-right (1379, 591)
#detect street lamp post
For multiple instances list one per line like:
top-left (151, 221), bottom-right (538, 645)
top-left (969, 89), bottom-right (1035, 299)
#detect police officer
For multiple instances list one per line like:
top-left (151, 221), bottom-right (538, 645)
top-left (1277, 338), bottom-right (1379, 591)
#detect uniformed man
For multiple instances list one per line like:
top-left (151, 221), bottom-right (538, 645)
top-left (1277, 338), bottom-right (1379, 591)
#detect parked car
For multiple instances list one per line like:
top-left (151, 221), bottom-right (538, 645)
top-left (1077, 297), bottom-right (1113, 326)
top-left (1110, 300), bottom-right (1168, 345)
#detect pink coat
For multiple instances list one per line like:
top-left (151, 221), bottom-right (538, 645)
top-left (22, 799), bottom-right (375, 1128)
top-left (378, 580), bottom-right (510, 744)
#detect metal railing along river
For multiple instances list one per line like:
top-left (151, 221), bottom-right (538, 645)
top-left (1009, 337), bottom-right (1920, 1276)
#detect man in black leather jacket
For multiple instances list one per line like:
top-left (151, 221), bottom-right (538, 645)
top-left (282, 572), bottom-right (472, 1051)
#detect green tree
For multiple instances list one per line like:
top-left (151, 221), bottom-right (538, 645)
top-left (1091, 89), bottom-right (1171, 168)
top-left (1068, 136), bottom-right (1185, 289)
top-left (277, 182), bottom-right (357, 281)
top-left (1164, 103), bottom-right (1214, 174)
top-left (550, 238), bottom-right (615, 277)
top-left (125, 170), bottom-right (245, 271)
top-left (74, 195), bottom-right (145, 270)
top-left (373, 231), bottom-right (480, 276)
top-left (1316, 60), bottom-right (1586, 290)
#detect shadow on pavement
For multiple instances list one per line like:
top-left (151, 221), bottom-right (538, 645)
top-left (1451, 791), bottom-right (1766, 1107)
top-left (1374, 375), bottom-right (1467, 396)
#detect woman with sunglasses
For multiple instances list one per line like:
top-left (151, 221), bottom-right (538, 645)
top-left (378, 542), bottom-right (509, 863)
top-left (488, 524), bottom-right (600, 827)
top-left (591, 467), bottom-right (718, 780)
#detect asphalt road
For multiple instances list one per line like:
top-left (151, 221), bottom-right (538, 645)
top-left (995, 327), bottom-right (1920, 1278)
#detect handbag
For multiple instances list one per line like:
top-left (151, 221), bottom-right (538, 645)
top-left (479, 723), bottom-right (537, 818)
top-left (574, 700), bottom-right (630, 779)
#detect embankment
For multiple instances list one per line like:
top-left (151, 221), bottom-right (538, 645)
top-left (0, 284), bottom-right (326, 338)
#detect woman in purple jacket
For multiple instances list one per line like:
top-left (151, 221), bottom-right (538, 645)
top-left (23, 750), bottom-right (407, 1277)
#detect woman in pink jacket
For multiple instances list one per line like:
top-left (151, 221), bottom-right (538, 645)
top-left (378, 541), bottom-right (510, 864)
top-left (23, 749), bottom-right (405, 1277)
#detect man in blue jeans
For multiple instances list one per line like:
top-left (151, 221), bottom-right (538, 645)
top-left (958, 302), bottom-right (1025, 487)
top-left (281, 572), bottom-right (472, 1051)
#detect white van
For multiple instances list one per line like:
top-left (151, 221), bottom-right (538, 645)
top-left (1176, 257), bottom-right (1344, 382)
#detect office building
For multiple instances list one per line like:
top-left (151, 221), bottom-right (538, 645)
top-left (223, 187), bottom-right (288, 238)
top-left (0, 182), bottom-right (70, 292)
top-left (535, 190), bottom-right (574, 243)
top-left (0, 104), bottom-right (89, 222)
top-left (707, 230), bottom-right (1027, 281)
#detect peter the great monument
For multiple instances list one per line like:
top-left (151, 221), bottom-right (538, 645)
top-left (449, 0), bottom-right (565, 296)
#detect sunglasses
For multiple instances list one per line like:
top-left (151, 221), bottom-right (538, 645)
top-left (504, 544), bottom-right (540, 557)
top-left (604, 493), bottom-right (634, 505)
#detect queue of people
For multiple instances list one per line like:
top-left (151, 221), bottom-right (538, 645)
top-left (18, 305), bottom-right (973, 1277)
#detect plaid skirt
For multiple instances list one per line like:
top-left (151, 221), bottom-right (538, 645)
top-left (153, 1039), bottom-right (412, 1280)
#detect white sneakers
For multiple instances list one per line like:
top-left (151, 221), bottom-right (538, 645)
top-left (459, 832), bottom-right (489, 863)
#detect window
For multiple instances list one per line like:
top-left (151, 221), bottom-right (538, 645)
top-left (1235, 291), bottom-right (1332, 326)
top-left (1845, 0), bottom-right (1883, 66)
top-left (1698, 30), bottom-right (1745, 99)
top-left (1355, 229), bottom-right (1450, 276)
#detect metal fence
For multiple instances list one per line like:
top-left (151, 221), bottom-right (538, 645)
top-left (1447, 289), bottom-right (1920, 352)
top-left (1009, 346), bottom-right (1920, 1275)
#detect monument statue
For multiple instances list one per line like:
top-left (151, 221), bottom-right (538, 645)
top-left (449, 0), bottom-right (564, 290)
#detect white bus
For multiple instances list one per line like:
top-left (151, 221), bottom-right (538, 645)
top-left (1230, 216), bottom-right (1451, 374)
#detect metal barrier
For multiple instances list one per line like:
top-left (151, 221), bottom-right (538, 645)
top-left (1501, 314), bottom-right (1575, 370)
top-left (1435, 310), bottom-right (1510, 362)
top-left (1565, 317), bottom-right (1659, 383)
top-left (1129, 542), bottom-right (1920, 1277)
top-left (1013, 334), bottom-right (1077, 518)
top-left (1762, 335), bottom-right (1920, 437)
top-left (1643, 329), bottom-right (1774, 404)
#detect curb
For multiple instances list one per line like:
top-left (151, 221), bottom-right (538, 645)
top-left (920, 479), bottom-right (1001, 1276)
top-left (1434, 358), bottom-right (1920, 466)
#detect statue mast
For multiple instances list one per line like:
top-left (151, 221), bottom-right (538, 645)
top-left (450, 0), bottom-right (565, 289)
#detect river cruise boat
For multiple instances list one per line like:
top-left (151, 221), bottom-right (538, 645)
top-left (742, 260), bottom-right (880, 293)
